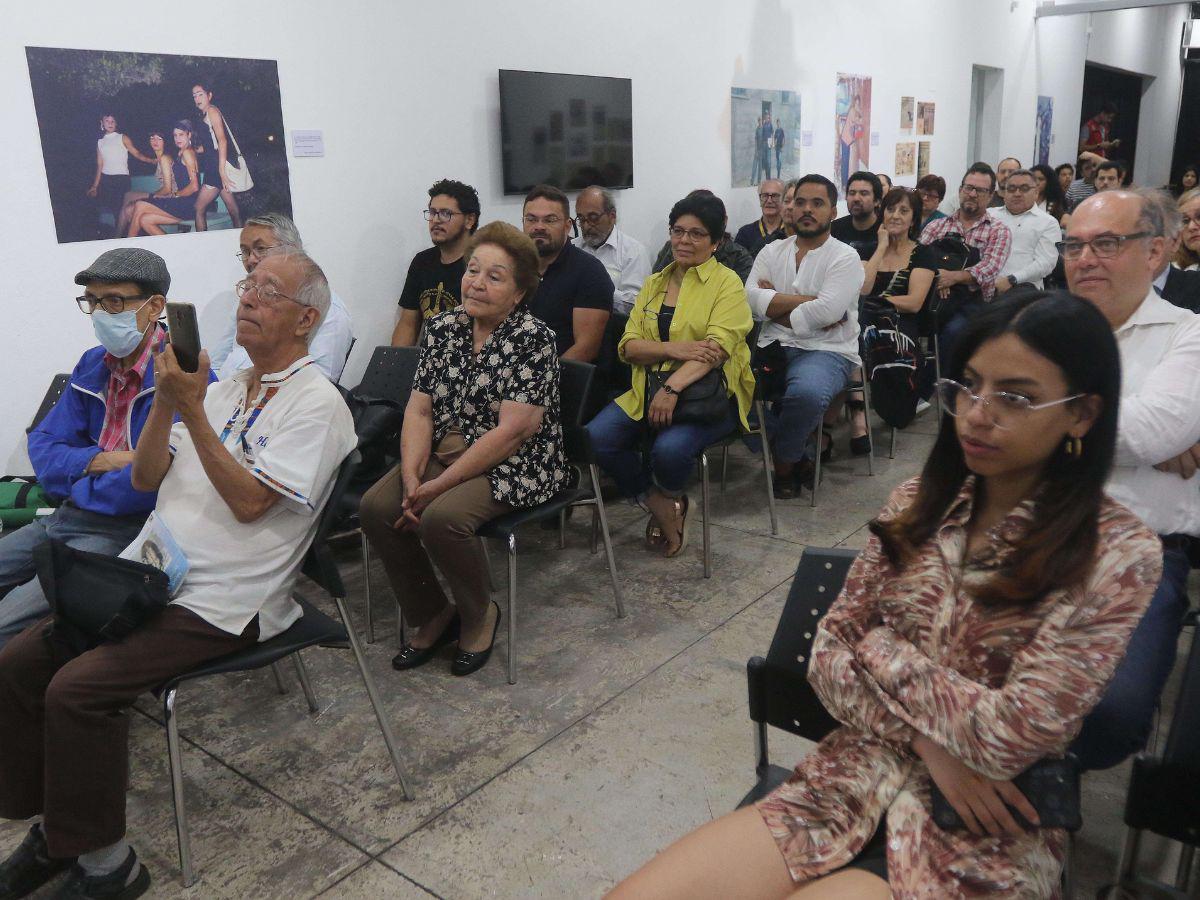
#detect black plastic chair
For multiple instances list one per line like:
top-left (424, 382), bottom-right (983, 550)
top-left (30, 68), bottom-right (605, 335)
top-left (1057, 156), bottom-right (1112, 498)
top-left (156, 451), bottom-right (413, 887)
top-left (27, 373), bottom-right (70, 433)
top-left (477, 360), bottom-right (625, 684)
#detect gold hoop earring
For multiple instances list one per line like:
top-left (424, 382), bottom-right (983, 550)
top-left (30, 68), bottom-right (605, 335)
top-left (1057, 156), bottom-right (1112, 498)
top-left (1064, 436), bottom-right (1083, 458)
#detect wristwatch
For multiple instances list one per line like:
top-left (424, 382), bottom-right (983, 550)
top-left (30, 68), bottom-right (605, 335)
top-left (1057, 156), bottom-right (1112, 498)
top-left (1007, 275), bottom-right (1017, 287)
top-left (661, 383), bottom-right (679, 396)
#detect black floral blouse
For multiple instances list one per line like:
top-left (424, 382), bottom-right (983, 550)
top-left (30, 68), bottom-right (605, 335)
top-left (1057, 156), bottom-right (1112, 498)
top-left (413, 308), bottom-right (568, 508)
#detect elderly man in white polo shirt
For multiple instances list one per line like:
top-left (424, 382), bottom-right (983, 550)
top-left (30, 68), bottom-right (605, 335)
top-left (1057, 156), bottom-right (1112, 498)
top-left (746, 174), bottom-right (865, 498)
top-left (1063, 187), bottom-right (1200, 772)
top-left (989, 168), bottom-right (1061, 292)
top-left (573, 185), bottom-right (650, 317)
top-left (0, 251), bottom-right (354, 897)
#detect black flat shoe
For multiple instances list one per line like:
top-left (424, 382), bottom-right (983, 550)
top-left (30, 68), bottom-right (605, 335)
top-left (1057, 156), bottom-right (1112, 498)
top-left (849, 434), bottom-right (872, 456)
top-left (52, 849), bottom-right (149, 899)
top-left (0, 825), bottom-right (71, 899)
top-left (392, 613), bottom-right (460, 671)
top-left (451, 602), bottom-right (501, 677)
top-left (820, 428), bottom-right (833, 464)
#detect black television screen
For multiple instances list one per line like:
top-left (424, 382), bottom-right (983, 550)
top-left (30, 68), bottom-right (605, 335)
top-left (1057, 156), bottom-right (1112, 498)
top-left (499, 69), bottom-right (633, 195)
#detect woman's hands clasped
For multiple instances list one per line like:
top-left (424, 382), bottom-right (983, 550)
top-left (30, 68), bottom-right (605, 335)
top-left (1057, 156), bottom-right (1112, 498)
top-left (912, 735), bottom-right (1040, 838)
top-left (666, 339), bottom-right (724, 366)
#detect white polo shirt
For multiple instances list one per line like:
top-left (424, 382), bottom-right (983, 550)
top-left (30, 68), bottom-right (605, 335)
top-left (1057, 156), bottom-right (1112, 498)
top-left (1107, 289), bottom-right (1200, 537)
top-left (215, 290), bottom-right (355, 383)
top-left (745, 234), bottom-right (865, 364)
top-left (129, 356), bottom-right (356, 640)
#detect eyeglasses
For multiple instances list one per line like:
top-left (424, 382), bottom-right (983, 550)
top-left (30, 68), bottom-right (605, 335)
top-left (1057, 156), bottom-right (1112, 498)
top-left (76, 293), bottom-right (149, 315)
top-left (960, 184), bottom-right (992, 196)
top-left (935, 378), bottom-right (1083, 429)
top-left (758, 192), bottom-right (782, 202)
top-left (1004, 183), bottom-right (1035, 194)
top-left (575, 212), bottom-right (610, 226)
top-left (235, 279), bottom-right (304, 306)
top-left (523, 214), bottom-right (564, 226)
top-left (669, 226), bottom-right (712, 242)
top-left (235, 244), bottom-right (281, 263)
top-left (423, 209), bottom-right (462, 223)
top-left (1055, 232), bottom-right (1150, 260)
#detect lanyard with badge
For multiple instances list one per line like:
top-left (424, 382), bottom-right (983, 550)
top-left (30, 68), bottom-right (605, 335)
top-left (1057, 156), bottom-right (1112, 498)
top-left (218, 385), bottom-right (280, 456)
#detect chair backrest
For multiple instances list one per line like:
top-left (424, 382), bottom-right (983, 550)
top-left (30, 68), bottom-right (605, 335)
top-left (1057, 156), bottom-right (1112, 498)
top-left (301, 449), bottom-right (361, 596)
top-left (353, 346), bottom-right (420, 408)
top-left (560, 360), bottom-right (596, 428)
top-left (759, 546), bottom-right (859, 743)
top-left (1163, 625), bottom-right (1200, 768)
top-left (28, 373), bottom-right (70, 433)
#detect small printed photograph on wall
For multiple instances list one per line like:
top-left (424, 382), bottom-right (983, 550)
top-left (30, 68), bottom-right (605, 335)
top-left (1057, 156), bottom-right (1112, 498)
top-left (25, 46), bottom-right (291, 244)
top-left (834, 73), bottom-right (872, 191)
top-left (916, 101), bottom-right (936, 136)
top-left (917, 141), bottom-right (931, 178)
top-left (895, 142), bottom-right (916, 177)
top-left (1035, 95), bottom-right (1054, 166)
top-left (730, 87), bottom-right (802, 188)
top-left (899, 96), bottom-right (914, 133)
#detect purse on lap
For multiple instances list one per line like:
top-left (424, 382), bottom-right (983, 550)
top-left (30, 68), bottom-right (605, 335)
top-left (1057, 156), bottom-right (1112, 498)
top-left (644, 367), bottom-right (729, 426)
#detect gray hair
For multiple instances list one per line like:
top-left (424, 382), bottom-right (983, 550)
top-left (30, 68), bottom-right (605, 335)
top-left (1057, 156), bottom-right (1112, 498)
top-left (245, 212), bottom-right (304, 252)
top-left (277, 251), bottom-right (329, 343)
top-left (1007, 168), bottom-right (1037, 183)
top-left (581, 185), bottom-right (616, 214)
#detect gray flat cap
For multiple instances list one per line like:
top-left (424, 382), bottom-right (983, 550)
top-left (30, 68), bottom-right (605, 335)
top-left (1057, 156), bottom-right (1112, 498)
top-left (74, 248), bottom-right (171, 295)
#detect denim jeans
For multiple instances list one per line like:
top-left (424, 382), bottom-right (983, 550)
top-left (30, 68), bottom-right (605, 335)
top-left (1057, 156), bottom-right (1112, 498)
top-left (936, 296), bottom-right (986, 375)
top-left (1071, 537), bottom-right (1192, 771)
top-left (767, 348), bottom-right (855, 465)
top-left (0, 504), bottom-right (147, 648)
top-left (586, 400), bottom-right (737, 498)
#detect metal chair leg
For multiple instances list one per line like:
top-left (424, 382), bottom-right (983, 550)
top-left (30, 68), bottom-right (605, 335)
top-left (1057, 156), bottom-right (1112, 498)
top-left (164, 687), bottom-right (196, 887)
top-left (756, 401), bottom-right (778, 536)
top-left (1062, 830), bottom-right (1075, 900)
top-left (291, 651), bottom-right (319, 714)
top-left (889, 427), bottom-right (897, 459)
top-left (720, 445), bottom-right (730, 492)
top-left (1176, 845), bottom-right (1195, 890)
top-left (333, 595), bottom-right (413, 801)
top-left (754, 720), bottom-right (770, 780)
top-left (590, 465), bottom-right (625, 618)
top-left (558, 508), bottom-right (567, 550)
top-left (810, 429), bottom-right (821, 508)
top-left (1112, 826), bottom-right (1143, 890)
top-left (361, 532), bottom-right (374, 644)
top-left (862, 381), bottom-right (875, 477)
top-left (700, 452), bottom-right (712, 578)
top-left (589, 505), bottom-right (599, 554)
top-left (506, 534), bottom-right (518, 684)
top-left (269, 661), bottom-right (289, 695)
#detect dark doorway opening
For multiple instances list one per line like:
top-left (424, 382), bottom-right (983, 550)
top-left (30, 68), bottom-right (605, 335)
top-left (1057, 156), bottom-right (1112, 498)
top-left (1080, 63), bottom-right (1144, 181)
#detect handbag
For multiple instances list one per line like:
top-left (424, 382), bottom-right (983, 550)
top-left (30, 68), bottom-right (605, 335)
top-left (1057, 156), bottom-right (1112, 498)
top-left (930, 755), bottom-right (1082, 832)
top-left (644, 367), bottom-right (729, 426)
top-left (221, 118), bottom-right (254, 193)
top-left (33, 538), bottom-right (170, 654)
top-left (0, 475), bottom-right (56, 529)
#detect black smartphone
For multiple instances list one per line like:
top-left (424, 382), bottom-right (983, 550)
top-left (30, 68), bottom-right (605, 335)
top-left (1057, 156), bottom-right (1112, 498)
top-left (165, 302), bottom-right (202, 374)
top-left (930, 756), bottom-right (1082, 832)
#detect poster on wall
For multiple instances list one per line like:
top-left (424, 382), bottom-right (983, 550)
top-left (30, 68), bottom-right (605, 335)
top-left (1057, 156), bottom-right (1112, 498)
top-left (834, 73), bottom-right (871, 191)
top-left (899, 96), bottom-right (914, 132)
top-left (25, 46), bottom-right (291, 244)
top-left (917, 141), bottom-right (932, 179)
top-left (1035, 95), bottom-right (1054, 166)
top-left (916, 101), bottom-right (936, 136)
top-left (895, 142), bottom-right (916, 177)
top-left (730, 87), bottom-right (802, 188)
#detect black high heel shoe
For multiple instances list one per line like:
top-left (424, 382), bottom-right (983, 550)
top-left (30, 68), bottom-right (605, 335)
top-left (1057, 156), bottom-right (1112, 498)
top-left (451, 602), bottom-right (502, 677)
top-left (392, 612), bottom-right (460, 671)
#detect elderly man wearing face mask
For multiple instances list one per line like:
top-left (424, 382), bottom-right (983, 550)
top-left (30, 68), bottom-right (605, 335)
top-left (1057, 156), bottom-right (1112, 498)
top-left (0, 249), bottom-right (215, 648)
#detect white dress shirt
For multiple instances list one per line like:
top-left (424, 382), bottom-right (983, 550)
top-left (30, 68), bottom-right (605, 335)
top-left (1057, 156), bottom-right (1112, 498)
top-left (746, 235), bottom-right (865, 364)
top-left (215, 289), bottom-right (355, 383)
top-left (988, 205), bottom-right (1060, 289)
top-left (574, 228), bottom-right (650, 316)
top-left (1107, 289), bottom-right (1200, 536)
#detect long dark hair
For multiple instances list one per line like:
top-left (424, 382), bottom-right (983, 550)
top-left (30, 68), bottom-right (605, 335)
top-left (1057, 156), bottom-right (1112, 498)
top-left (870, 291), bottom-right (1121, 605)
top-left (1031, 163), bottom-right (1067, 215)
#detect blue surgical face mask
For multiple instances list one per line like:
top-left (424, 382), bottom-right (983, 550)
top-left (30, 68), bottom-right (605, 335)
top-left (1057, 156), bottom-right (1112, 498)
top-left (92, 302), bottom-right (150, 357)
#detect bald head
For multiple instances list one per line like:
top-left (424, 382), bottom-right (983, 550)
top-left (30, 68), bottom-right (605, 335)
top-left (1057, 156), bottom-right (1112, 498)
top-left (575, 185), bottom-right (617, 248)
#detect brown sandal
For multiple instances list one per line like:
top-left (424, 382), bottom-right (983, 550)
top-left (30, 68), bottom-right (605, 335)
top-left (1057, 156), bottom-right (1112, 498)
top-left (645, 517), bottom-right (667, 551)
top-left (662, 495), bottom-right (691, 558)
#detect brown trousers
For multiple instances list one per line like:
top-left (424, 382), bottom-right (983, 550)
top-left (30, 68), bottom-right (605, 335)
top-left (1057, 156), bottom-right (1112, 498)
top-left (0, 607), bottom-right (257, 858)
top-left (359, 433), bottom-right (511, 633)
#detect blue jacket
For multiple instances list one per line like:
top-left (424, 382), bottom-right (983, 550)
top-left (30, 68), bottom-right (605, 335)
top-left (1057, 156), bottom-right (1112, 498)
top-left (27, 342), bottom-right (215, 517)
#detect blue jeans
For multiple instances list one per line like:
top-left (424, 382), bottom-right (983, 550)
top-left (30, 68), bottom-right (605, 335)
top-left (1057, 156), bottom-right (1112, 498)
top-left (936, 296), bottom-right (986, 374)
top-left (587, 400), bottom-right (736, 498)
top-left (1071, 538), bottom-right (1192, 771)
top-left (0, 504), bottom-right (147, 648)
top-left (767, 348), bottom-right (855, 465)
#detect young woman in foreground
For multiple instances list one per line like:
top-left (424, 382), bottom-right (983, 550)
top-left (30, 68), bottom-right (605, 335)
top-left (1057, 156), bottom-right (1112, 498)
top-left (607, 291), bottom-right (1161, 899)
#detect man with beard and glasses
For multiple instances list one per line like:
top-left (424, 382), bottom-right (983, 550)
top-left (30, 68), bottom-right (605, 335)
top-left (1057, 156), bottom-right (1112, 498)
top-left (830, 171), bottom-right (882, 260)
top-left (573, 185), bottom-right (650, 317)
top-left (522, 184), bottom-right (613, 362)
top-left (392, 179), bottom-right (481, 347)
top-left (746, 174), bottom-right (865, 498)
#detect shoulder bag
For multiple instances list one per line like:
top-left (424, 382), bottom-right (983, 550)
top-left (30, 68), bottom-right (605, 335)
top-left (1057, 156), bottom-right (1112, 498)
top-left (221, 117), bottom-right (254, 193)
top-left (644, 366), bottom-right (729, 426)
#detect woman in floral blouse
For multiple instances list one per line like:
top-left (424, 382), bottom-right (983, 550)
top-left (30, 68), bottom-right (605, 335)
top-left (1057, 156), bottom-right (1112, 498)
top-left (360, 222), bottom-right (567, 677)
top-left (608, 291), bottom-right (1161, 898)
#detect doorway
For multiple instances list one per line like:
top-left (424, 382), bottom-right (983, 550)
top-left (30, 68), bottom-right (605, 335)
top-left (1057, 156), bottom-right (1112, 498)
top-left (1080, 63), bottom-right (1145, 179)
top-left (968, 65), bottom-right (1004, 166)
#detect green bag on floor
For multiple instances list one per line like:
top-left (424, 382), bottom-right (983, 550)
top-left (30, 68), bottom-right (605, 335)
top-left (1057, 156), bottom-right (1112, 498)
top-left (0, 476), bottom-right (56, 529)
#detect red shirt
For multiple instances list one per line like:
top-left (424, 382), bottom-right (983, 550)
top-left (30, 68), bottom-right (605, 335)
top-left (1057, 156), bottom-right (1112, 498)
top-left (98, 325), bottom-right (161, 452)
top-left (1082, 116), bottom-right (1111, 158)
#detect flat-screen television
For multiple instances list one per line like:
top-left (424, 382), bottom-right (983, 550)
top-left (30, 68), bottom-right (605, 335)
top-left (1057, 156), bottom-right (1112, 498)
top-left (498, 69), bottom-right (633, 195)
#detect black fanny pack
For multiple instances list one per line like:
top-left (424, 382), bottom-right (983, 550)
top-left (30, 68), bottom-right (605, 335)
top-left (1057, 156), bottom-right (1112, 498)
top-left (644, 367), bottom-right (729, 426)
top-left (34, 539), bottom-right (171, 654)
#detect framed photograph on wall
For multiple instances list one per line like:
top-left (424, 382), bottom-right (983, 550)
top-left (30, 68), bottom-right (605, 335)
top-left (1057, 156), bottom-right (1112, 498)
top-left (834, 73), bottom-right (872, 191)
top-left (899, 96), bottom-right (914, 132)
top-left (917, 141), bottom-right (931, 178)
top-left (916, 101), bottom-right (936, 136)
top-left (25, 46), bottom-right (291, 244)
top-left (895, 142), bottom-right (916, 177)
top-left (1035, 95), bottom-right (1054, 166)
top-left (730, 87), bottom-right (801, 188)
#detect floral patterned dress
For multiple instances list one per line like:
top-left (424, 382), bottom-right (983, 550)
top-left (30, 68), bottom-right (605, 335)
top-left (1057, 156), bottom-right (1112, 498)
top-left (757, 476), bottom-right (1162, 897)
top-left (413, 308), bottom-right (568, 507)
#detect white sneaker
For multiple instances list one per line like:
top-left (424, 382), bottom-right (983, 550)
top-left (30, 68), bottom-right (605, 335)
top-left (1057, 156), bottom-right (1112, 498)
top-left (915, 400), bottom-right (932, 415)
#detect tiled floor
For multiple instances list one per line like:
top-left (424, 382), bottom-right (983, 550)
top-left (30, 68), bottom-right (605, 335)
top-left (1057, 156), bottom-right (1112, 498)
top-left (2, 414), bottom-right (1193, 898)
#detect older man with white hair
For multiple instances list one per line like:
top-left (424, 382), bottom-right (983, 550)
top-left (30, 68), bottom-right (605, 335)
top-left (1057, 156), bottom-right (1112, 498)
top-left (573, 185), bottom-right (649, 317)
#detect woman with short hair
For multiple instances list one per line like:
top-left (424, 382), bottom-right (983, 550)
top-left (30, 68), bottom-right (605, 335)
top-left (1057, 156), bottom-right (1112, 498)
top-left (915, 174), bottom-right (947, 228)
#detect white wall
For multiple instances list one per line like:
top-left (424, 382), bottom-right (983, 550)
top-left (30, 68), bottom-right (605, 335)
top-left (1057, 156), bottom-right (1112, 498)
top-left (0, 0), bottom-right (1184, 469)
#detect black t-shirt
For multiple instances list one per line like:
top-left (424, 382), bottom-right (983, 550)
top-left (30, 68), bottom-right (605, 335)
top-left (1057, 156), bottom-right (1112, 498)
top-left (527, 241), bottom-right (614, 356)
top-left (398, 247), bottom-right (466, 320)
top-left (830, 215), bottom-right (881, 260)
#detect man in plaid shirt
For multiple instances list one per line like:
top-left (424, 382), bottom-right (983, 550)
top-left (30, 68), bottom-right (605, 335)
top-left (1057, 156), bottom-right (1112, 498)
top-left (919, 162), bottom-right (1013, 359)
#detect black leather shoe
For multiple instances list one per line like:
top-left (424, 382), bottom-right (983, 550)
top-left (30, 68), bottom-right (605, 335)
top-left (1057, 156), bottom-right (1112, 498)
top-left (849, 434), bottom-right (872, 456)
top-left (0, 825), bottom-right (71, 899)
top-left (52, 849), bottom-right (149, 899)
top-left (391, 613), bottom-right (460, 671)
top-left (451, 603), bottom-right (502, 677)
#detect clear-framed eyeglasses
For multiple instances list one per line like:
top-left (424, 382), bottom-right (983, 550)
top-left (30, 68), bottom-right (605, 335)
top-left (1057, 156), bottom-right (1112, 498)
top-left (234, 279), bottom-right (304, 306)
top-left (935, 378), bottom-right (1083, 430)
